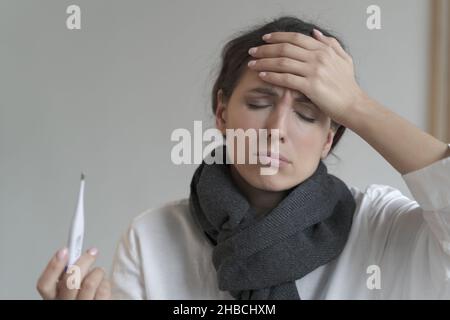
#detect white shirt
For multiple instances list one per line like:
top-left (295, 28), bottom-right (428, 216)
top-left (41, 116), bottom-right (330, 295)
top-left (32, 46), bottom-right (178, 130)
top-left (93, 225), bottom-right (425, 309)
top-left (109, 145), bottom-right (450, 299)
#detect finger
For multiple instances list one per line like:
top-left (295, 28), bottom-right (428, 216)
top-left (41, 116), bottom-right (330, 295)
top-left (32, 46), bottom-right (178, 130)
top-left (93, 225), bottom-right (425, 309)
top-left (57, 247), bottom-right (99, 300)
top-left (312, 29), bottom-right (351, 62)
top-left (261, 31), bottom-right (325, 51)
top-left (257, 71), bottom-right (309, 97)
top-left (249, 43), bottom-right (312, 62)
top-left (94, 278), bottom-right (111, 300)
top-left (248, 57), bottom-right (311, 77)
top-left (77, 267), bottom-right (105, 300)
top-left (36, 247), bottom-right (68, 299)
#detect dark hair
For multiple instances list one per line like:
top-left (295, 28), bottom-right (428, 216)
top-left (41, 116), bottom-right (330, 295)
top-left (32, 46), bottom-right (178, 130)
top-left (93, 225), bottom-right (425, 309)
top-left (211, 15), bottom-right (353, 157)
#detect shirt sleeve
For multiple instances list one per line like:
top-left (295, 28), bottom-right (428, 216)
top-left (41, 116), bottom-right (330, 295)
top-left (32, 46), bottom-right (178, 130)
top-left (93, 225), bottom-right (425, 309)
top-left (358, 143), bottom-right (450, 298)
top-left (401, 143), bottom-right (450, 256)
top-left (109, 223), bottom-right (146, 300)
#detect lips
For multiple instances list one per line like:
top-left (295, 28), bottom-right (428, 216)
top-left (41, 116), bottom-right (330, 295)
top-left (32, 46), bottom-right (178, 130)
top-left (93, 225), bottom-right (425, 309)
top-left (254, 150), bottom-right (291, 166)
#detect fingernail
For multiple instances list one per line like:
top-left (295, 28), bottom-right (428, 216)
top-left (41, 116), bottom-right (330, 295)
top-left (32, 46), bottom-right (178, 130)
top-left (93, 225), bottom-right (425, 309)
top-left (248, 47), bottom-right (257, 55)
top-left (88, 247), bottom-right (98, 256)
top-left (262, 33), bottom-right (271, 40)
top-left (248, 60), bottom-right (256, 67)
top-left (314, 29), bottom-right (323, 37)
top-left (57, 247), bottom-right (68, 261)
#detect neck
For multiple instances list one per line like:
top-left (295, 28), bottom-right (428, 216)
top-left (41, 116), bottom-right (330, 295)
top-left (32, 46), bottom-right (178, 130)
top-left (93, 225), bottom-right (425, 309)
top-left (229, 165), bottom-right (288, 216)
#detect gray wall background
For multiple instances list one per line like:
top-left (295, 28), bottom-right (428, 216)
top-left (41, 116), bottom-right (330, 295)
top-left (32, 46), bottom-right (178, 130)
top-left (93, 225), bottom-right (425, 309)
top-left (0, 0), bottom-right (431, 299)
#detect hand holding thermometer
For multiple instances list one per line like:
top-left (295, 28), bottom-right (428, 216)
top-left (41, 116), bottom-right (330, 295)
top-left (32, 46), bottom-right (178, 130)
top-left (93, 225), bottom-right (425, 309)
top-left (36, 173), bottom-right (111, 298)
top-left (66, 173), bottom-right (85, 268)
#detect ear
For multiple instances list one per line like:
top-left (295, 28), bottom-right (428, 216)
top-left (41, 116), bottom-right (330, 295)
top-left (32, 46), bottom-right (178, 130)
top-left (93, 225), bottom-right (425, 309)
top-left (320, 127), bottom-right (336, 159)
top-left (215, 89), bottom-right (227, 135)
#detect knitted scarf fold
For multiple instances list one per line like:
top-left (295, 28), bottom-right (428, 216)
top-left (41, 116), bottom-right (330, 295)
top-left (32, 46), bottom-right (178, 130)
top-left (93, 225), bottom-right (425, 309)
top-left (188, 145), bottom-right (356, 299)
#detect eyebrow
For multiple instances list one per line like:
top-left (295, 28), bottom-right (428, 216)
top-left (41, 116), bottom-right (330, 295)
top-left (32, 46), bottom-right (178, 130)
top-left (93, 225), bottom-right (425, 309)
top-left (245, 86), bottom-right (316, 106)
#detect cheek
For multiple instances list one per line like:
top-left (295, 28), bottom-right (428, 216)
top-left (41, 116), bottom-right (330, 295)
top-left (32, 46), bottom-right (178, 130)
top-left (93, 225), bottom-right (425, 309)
top-left (289, 125), bottom-right (326, 158)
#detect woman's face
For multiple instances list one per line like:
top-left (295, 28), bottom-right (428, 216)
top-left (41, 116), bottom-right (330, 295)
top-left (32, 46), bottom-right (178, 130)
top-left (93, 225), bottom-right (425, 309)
top-left (215, 68), bottom-right (336, 192)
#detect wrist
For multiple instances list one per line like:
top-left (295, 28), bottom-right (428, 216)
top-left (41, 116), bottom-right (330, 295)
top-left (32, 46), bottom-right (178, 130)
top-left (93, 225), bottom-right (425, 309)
top-left (341, 89), bottom-right (372, 130)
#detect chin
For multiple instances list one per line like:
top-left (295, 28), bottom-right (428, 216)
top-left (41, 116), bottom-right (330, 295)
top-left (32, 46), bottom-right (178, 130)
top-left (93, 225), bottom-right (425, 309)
top-left (234, 164), bottom-right (303, 192)
top-left (248, 172), bottom-right (295, 192)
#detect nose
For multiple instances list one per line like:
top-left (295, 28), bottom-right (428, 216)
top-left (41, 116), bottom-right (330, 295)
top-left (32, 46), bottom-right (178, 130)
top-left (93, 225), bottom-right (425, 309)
top-left (266, 102), bottom-right (289, 144)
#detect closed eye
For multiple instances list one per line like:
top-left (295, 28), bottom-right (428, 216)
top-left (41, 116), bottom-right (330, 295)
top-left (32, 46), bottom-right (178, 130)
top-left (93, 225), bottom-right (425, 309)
top-left (247, 104), bottom-right (315, 123)
top-left (247, 103), bottom-right (271, 109)
top-left (295, 112), bottom-right (315, 123)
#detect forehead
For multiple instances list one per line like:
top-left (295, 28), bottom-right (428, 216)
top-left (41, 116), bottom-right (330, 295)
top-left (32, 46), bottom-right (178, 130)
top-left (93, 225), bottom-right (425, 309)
top-left (236, 69), bottom-right (308, 100)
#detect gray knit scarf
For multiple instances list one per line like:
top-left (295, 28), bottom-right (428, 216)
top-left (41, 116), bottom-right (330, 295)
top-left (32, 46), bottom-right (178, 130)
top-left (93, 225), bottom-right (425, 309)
top-left (188, 145), bottom-right (356, 300)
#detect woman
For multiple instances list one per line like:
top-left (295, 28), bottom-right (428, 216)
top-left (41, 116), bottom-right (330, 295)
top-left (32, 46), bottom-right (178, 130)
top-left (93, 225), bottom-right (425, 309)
top-left (36, 16), bottom-right (450, 300)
